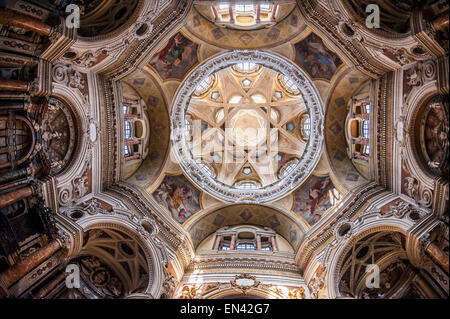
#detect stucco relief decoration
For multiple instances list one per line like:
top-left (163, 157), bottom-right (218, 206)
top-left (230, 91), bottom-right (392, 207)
top-left (230, 274), bottom-right (260, 294)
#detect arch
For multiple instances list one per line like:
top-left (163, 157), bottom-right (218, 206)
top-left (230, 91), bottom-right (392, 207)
top-left (184, 203), bottom-right (307, 251)
top-left (51, 82), bottom-right (91, 190)
top-left (0, 115), bottom-right (35, 169)
top-left (325, 221), bottom-right (414, 299)
top-left (403, 80), bottom-right (441, 192)
top-left (74, 215), bottom-right (165, 298)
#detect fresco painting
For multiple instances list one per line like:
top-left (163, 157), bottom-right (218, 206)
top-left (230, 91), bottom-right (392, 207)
top-left (149, 33), bottom-right (198, 80)
top-left (294, 32), bottom-right (343, 81)
top-left (293, 176), bottom-right (339, 226)
top-left (153, 175), bottom-right (201, 224)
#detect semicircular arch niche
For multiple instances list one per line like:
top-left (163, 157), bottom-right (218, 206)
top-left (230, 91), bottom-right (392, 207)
top-left (325, 69), bottom-right (370, 191)
top-left (40, 97), bottom-right (77, 175)
top-left (59, 228), bottom-right (151, 299)
top-left (171, 50), bottom-right (324, 204)
top-left (337, 231), bottom-right (418, 299)
top-left (413, 94), bottom-right (449, 178)
top-left (184, 5), bottom-right (306, 49)
top-left (185, 204), bottom-right (305, 251)
top-left (120, 70), bottom-right (170, 188)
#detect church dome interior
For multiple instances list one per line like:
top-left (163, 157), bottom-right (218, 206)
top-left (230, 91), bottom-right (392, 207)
top-left (0, 0), bottom-right (448, 302)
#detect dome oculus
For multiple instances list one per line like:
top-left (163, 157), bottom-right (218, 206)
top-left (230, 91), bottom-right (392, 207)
top-left (171, 51), bottom-right (324, 203)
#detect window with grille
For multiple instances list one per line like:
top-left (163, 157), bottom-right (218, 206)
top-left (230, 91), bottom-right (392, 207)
top-left (233, 62), bottom-right (258, 73)
top-left (279, 74), bottom-right (300, 95)
top-left (235, 4), bottom-right (254, 12)
top-left (236, 243), bottom-right (255, 251)
top-left (304, 116), bottom-right (311, 137)
top-left (124, 120), bottom-right (132, 139)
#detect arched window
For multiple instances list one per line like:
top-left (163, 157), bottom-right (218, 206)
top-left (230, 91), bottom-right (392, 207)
top-left (198, 162), bottom-right (216, 178)
top-left (278, 158), bottom-right (299, 179)
top-left (124, 120), bottom-right (132, 139)
top-left (124, 145), bottom-right (130, 156)
top-left (233, 62), bottom-right (259, 73)
top-left (278, 74), bottom-right (300, 95)
top-left (218, 3), bottom-right (229, 10)
top-left (122, 105), bottom-right (128, 114)
top-left (194, 75), bottom-right (215, 96)
top-left (235, 4), bottom-right (254, 12)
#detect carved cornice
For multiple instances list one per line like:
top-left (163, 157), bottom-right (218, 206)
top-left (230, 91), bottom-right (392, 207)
top-left (187, 253), bottom-right (300, 275)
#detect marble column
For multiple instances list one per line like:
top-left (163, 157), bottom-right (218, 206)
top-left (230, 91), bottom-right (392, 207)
top-left (414, 274), bottom-right (440, 299)
top-left (0, 79), bottom-right (30, 92)
top-left (256, 234), bottom-right (262, 250)
top-left (229, 6), bottom-right (234, 24)
top-left (256, 5), bottom-right (261, 23)
top-left (425, 242), bottom-right (449, 273)
top-left (0, 239), bottom-right (62, 288)
top-left (0, 99), bottom-right (26, 110)
top-left (0, 8), bottom-right (52, 36)
top-left (271, 236), bottom-right (278, 251)
top-left (0, 185), bottom-right (33, 209)
top-left (230, 234), bottom-right (236, 250)
top-left (33, 271), bottom-right (67, 299)
top-left (214, 235), bottom-right (222, 250)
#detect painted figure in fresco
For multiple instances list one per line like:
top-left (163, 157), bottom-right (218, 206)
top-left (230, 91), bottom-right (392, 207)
top-left (153, 175), bottom-right (201, 224)
top-left (294, 33), bottom-right (342, 80)
top-left (308, 178), bottom-right (331, 216)
top-left (293, 176), bottom-right (336, 226)
top-left (150, 33), bottom-right (198, 80)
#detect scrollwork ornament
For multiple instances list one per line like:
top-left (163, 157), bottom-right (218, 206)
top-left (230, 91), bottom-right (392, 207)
top-left (58, 187), bottom-right (73, 206)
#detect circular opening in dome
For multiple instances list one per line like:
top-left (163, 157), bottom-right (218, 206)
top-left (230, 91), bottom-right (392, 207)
top-left (62, 51), bottom-right (77, 59)
top-left (340, 23), bottom-right (355, 37)
top-left (408, 211), bottom-right (421, 221)
top-left (142, 221), bottom-right (154, 234)
top-left (171, 51), bottom-right (324, 203)
top-left (136, 23), bottom-right (148, 36)
top-left (412, 46), bottom-right (426, 56)
top-left (338, 223), bottom-right (351, 236)
top-left (356, 245), bottom-right (369, 259)
top-left (119, 242), bottom-right (135, 257)
top-left (70, 210), bottom-right (84, 219)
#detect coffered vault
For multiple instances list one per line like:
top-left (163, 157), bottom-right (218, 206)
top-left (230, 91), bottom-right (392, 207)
top-left (0, 0), bottom-right (448, 300)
